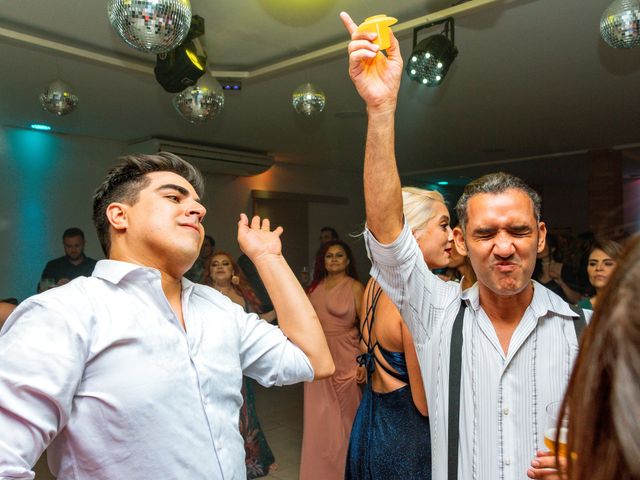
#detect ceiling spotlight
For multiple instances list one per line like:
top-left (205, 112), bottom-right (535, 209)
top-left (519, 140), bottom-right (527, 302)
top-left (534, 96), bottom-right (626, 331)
top-left (600, 0), bottom-right (640, 49)
top-left (405, 18), bottom-right (458, 87)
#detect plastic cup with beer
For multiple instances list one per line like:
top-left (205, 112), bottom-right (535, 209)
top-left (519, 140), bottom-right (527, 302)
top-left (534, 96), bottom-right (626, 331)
top-left (544, 401), bottom-right (569, 457)
top-left (357, 14), bottom-right (398, 51)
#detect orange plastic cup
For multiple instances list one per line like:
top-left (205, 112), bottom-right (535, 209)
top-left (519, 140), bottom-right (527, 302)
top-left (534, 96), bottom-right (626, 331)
top-left (357, 14), bottom-right (398, 51)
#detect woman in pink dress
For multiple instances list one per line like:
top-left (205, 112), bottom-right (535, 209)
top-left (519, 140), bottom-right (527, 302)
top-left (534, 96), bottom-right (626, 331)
top-left (300, 240), bottom-right (365, 480)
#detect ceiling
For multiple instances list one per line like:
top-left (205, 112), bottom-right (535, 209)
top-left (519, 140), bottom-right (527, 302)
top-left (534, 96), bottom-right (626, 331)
top-left (0, 0), bottom-right (639, 184)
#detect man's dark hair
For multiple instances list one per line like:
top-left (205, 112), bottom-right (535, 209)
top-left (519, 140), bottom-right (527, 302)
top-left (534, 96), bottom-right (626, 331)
top-left (63, 227), bottom-right (85, 241)
top-left (320, 227), bottom-right (339, 240)
top-left (92, 152), bottom-right (205, 256)
top-left (455, 172), bottom-right (542, 232)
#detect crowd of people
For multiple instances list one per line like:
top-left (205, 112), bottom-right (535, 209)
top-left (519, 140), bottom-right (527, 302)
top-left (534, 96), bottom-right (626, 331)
top-left (0, 11), bottom-right (637, 480)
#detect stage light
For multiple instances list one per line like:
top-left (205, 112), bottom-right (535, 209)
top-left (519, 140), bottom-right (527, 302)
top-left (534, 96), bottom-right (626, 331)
top-left (406, 18), bottom-right (458, 87)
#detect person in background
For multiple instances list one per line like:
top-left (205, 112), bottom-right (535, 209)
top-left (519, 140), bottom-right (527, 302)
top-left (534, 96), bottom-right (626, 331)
top-left (237, 253), bottom-right (274, 313)
top-left (206, 251), bottom-right (277, 478)
top-left (0, 300), bottom-right (17, 330)
top-left (184, 234), bottom-right (215, 283)
top-left (38, 227), bottom-right (97, 291)
top-left (576, 239), bottom-right (623, 310)
top-left (534, 234), bottom-right (581, 303)
top-left (550, 235), bottom-right (640, 480)
top-left (442, 225), bottom-right (477, 290)
top-left (320, 226), bottom-right (340, 245)
top-left (300, 239), bottom-right (365, 480)
top-left (346, 187), bottom-right (452, 480)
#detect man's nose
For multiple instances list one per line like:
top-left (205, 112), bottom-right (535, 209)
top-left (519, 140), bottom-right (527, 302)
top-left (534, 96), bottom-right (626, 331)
top-left (493, 233), bottom-right (516, 258)
top-left (188, 200), bottom-right (206, 220)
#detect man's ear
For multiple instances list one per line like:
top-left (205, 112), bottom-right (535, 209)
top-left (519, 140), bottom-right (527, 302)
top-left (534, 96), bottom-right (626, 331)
top-left (537, 221), bottom-right (547, 254)
top-left (105, 203), bottom-right (129, 232)
top-left (453, 227), bottom-right (468, 256)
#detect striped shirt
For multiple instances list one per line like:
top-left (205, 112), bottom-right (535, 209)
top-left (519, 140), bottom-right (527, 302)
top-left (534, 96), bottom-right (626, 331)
top-left (365, 223), bottom-right (590, 480)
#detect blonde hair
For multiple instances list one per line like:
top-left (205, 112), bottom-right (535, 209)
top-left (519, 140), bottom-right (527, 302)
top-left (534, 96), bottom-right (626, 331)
top-left (402, 186), bottom-right (446, 231)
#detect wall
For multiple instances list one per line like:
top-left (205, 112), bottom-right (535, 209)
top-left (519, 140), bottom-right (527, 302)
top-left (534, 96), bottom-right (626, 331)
top-left (0, 127), bottom-right (368, 302)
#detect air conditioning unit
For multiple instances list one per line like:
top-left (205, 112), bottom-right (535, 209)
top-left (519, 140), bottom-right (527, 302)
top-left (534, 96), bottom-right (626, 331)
top-left (127, 138), bottom-right (274, 176)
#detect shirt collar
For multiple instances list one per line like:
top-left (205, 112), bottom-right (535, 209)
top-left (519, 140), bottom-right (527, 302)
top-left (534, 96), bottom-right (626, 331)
top-left (460, 280), bottom-right (577, 318)
top-left (92, 260), bottom-right (160, 284)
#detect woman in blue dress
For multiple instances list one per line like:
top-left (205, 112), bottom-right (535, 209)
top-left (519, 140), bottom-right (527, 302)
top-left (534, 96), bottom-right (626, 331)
top-left (346, 187), bottom-right (454, 479)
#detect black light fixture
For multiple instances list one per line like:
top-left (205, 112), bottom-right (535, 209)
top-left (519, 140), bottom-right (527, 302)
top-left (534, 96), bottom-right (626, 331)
top-left (154, 15), bottom-right (208, 93)
top-left (406, 18), bottom-right (458, 87)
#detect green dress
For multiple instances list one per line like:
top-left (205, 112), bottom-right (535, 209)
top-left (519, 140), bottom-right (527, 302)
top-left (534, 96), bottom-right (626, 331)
top-left (577, 298), bottom-right (593, 310)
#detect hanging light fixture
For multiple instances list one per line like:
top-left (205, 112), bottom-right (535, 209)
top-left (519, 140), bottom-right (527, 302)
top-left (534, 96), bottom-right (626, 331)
top-left (107, 0), bottom-right (192, 54)
top-left (600, 0), bottom-right (640, 49)
top-left (40, 80), bottom-right (79, 116)
top-left (292, 83), bottom-right (326, 117)
top-left (173, 75), bottom-right (224, 123)
top-left (406, 18), bottom-right (458, 87)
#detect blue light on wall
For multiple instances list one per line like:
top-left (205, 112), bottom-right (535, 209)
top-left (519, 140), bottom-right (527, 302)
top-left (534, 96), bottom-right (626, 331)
top-left (437, 181), bottom-right (449, 185)
top-left (30, 123), bottom-right (52, 131)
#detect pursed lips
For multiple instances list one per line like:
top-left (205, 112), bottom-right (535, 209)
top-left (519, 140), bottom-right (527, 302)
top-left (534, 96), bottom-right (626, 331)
top-left (180, 223), bottom-right (200, 233)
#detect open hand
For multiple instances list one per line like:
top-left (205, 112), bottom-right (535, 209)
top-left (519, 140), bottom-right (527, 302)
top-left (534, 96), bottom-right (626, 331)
top-left (339, 11), bottom-right (403, 113)
top-left (237, 214), bottom-right (284, 262)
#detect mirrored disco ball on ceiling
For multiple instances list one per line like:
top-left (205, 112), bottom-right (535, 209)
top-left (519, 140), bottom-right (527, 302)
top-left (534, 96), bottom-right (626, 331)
top-left (40, 80), bottom-right (79, 116)
top-left (600, 0), bottom-right (640, 48)
top-left (292, 83), bottom-right (326, 117)
top-left (173, 75), bottom-right (225, 123)
top-left (108, 0), bottom-right (192, 54)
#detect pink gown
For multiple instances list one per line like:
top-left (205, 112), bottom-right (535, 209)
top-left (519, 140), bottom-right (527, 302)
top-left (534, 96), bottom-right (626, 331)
top-left (300, 276), bottom-right (362, 480)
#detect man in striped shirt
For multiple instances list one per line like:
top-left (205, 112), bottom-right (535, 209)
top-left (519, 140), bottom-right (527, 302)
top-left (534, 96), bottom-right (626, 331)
top-left (341, 12), bottom-right (588, 480)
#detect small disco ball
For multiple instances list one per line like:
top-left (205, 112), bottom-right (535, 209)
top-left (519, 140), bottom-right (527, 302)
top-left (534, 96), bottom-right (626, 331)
top-left (39, 80), bottom-right (79, 116)
top-left (292, 83), bottom-right (326, 117)
top-left (600, 0), bottom-right (640, 49)
top-left (108, 0), bottom-right (192, 54)
top-left (173, 75), bottom-right (225, 123)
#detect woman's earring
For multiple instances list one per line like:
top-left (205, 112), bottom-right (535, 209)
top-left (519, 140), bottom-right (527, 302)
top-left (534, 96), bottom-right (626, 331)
top-left (231, 274), bottom-right (240, 285)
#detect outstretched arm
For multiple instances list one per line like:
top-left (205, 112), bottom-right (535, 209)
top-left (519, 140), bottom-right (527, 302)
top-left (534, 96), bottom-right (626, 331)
top-left (238, 214), bottom-right (334, 379)
top-left (340, 11), bottom-right (404, 244)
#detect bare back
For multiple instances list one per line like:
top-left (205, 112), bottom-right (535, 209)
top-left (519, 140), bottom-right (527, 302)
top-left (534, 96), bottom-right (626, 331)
top-left (360, 279), bottom-right (428, 415)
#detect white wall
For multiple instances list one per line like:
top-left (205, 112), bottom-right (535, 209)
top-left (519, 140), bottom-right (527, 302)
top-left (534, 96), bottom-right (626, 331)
top-left (0, 127), bottom-right (369, 302)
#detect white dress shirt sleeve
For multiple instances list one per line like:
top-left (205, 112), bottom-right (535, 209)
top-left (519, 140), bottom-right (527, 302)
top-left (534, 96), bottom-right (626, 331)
top-left (0, 296), bottom-right (90, 479)
top-left (235, 307), bottom-right (314, 387)
top-left (363, 221), bottom-right (460, 345)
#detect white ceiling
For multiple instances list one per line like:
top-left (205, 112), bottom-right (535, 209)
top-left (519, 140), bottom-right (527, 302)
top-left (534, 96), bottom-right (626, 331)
top-left (0, 0), bottom-right (639, 183)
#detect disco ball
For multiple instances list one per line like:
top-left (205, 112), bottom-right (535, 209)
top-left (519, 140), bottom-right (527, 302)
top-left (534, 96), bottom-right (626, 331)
top-left (292, 83), bottom-right (326, 117)
top-left (600, 0), bottom-right (640, 49)
top-left (173, 75), bottom-right (224, 123)
top-left (39, 80), bottom-right (79, 116)
top-left (107, 0), bottom-right (192, 54)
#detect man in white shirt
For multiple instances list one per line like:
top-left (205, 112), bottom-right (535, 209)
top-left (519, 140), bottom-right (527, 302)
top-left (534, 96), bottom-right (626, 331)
top-left (340, 12), bottom-right (587, 480)
top-left (0, 152), bottom-right (334, 480)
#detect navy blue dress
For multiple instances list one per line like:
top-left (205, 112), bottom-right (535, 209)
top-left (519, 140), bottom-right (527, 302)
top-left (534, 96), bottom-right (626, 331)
top-left (345, 286), bottom-right (432, 479)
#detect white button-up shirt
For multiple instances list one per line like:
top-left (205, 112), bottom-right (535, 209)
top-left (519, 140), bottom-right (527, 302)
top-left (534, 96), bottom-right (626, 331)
top-left (365, 223), bottom-right (589, 480)
top-left (0, 260), bottom-right (313, 480)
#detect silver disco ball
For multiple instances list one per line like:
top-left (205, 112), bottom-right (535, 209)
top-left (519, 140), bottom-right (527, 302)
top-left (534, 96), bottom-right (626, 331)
top-left (40, 80), bottom-right (79, 116)
top-left (108, 0), bottom-right (192, 54)
top-left (173, 75), bottom-right (224, 123)
top-left (292, 83), bottom-right (326, 117)
top-left (600, 0), bottom-right (640, 49)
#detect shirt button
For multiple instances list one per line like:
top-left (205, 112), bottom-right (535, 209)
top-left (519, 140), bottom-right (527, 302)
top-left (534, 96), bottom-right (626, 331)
top-left (502, 407), bottom-right (510, 416)
top-left (505, 457), bottom-right (511, 465)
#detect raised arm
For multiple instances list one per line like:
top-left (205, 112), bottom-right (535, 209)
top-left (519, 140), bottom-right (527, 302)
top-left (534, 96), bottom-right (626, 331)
top-left (340, 11), bottom-right (404, 244)
top-left (237, 214), bottom-right (334, 379)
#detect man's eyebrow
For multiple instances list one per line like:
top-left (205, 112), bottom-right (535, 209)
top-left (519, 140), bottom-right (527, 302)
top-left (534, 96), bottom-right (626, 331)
top-left (156, 184), bottom-right (201, 202)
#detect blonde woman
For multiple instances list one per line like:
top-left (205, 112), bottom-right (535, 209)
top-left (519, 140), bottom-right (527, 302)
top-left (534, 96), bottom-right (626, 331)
top-left (346, 187), bottom-right (452, 480)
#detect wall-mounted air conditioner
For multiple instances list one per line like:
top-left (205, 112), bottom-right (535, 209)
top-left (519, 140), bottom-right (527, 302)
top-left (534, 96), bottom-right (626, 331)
top-left (127, 138), bottom-right (274, 177)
